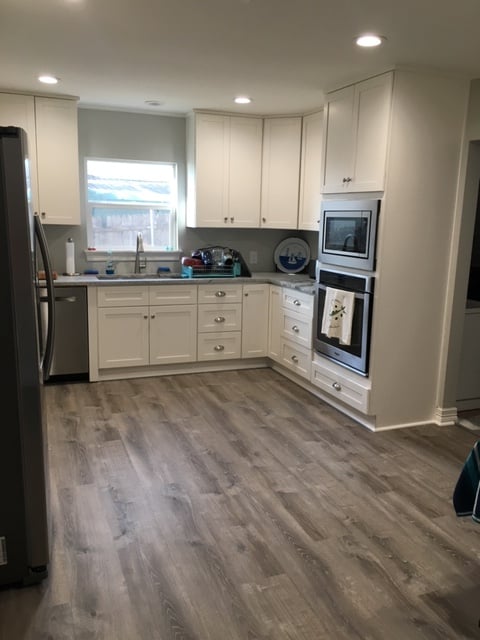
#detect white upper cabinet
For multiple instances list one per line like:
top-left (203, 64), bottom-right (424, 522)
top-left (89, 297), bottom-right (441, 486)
top-left (322, 72), bottom-right (393, 193)
top-left (298, 110), bottom-right (324, 230)
top-left (187, 112), bottom-right (262, 227)
top-left (260, 117), bottom-right (302, 228)
top-left (0, 92), bottom-right (80, 225)
top-left (34, 97), bottom-right (81, 225)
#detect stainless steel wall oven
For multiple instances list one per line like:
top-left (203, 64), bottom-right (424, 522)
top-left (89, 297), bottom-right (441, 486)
top-left (313, 268), bottom-right (374, 376)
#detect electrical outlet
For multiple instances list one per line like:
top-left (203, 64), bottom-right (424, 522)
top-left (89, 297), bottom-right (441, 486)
top-left (249, 251), bottom-right (258, 264)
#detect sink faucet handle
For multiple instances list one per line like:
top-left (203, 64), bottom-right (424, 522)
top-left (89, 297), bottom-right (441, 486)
top-left (136, 232), bottom-right (144, 252)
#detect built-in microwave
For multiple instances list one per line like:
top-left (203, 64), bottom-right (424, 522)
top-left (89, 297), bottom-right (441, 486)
top-left (318, 199), bottom-right (380, 271)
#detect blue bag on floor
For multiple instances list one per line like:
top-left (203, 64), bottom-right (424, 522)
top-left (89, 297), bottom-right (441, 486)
top-left (453, 440), bottom-right (480, 523)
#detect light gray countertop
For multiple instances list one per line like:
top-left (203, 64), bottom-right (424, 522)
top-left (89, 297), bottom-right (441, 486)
top-left (50, 272), bottom-right (316, 294)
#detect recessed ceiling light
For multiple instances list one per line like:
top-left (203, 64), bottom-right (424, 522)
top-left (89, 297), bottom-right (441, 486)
top-left (145, 100), bottom-right (164, 107)
top-left (234, 96), bottom-right (252, 104)
top-left (355, 34), bottom-right (385, 48)
top-left (38, 75), bottom-right (59, 85)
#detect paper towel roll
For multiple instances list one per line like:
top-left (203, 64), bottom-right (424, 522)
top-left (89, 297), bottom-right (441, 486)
top-left (66, 238), bottom-right (75, 275)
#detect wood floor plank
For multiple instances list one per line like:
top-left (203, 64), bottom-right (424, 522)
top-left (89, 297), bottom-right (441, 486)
top-left (1, 369), bottom-right (479, 639)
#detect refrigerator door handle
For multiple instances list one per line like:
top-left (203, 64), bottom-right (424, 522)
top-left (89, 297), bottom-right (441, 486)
top-left (34, 214), bottom-right (55, 381)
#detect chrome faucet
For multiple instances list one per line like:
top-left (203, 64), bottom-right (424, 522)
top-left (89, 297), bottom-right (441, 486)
top-left (134, 232), bottom-right (147, 273)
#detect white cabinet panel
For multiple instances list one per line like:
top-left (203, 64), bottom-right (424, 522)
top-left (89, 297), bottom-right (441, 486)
top-left (150, 305), bottom-right (197, 364)
top-left (98, 306), bottom-right (149, 368)
top-left (260, 117), bottom-right (302, 228)
top-left (242, 283), bottom-right (269, 358)
top-left (197, 332), bottom-right (242, 360)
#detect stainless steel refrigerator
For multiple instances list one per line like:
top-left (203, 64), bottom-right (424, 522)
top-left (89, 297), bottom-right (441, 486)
top-left (0, 126), bottom-right (55, 587)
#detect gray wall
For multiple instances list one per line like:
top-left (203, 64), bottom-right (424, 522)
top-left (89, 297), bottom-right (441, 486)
top-left (44, 108), bottom-right (317, 275)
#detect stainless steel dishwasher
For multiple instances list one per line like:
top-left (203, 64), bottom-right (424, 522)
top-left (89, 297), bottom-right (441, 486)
top-left (40, 285), bottom-right (89, 380)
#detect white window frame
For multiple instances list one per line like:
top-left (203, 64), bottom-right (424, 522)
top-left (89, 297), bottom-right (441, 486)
top-left (84, 157), bottom-right (179, 259)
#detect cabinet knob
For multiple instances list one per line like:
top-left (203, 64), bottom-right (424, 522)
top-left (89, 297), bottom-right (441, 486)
top-left (332, 381), bottom-right (342, 391)
top-left (151, 314), bottom-right (155, 319)
top-left (292, 325), bottom-right (299, 332)
top-left (293, 299), bottom-right (301, 306)
top-left (214, 316), bottom-right (225, 323)
top-left (214, 344), bottom-right (225, 351)
top-left (40, 211), bottom-right (46, 218)
top-left (230, 217), bottom-right (234, 223)
top-left (215, 290), bottom-right (226, 297)
top-left (262, 217), bottom-right (266, 223)
top-left (143, 314), bottom-right (148, 319)
top-left (342, 177), bottom-right (352, 183)
top-left (224, 217), bottom-right (228, 223)
top-left (291, 355), bottom-right (299, 363)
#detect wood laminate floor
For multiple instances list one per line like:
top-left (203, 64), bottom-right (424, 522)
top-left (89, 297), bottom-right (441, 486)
top-left (1, 369), bottom-right (479, 640)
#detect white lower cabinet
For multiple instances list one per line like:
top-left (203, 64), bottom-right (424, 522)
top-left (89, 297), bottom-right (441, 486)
top-left (98, 306), bottom-right (150, 368)
top-left (96, 285), bottom-right (197, 369)
top-left (269, 284), bottom-right (313, 380)
top-left (242, 283), bottom-right (269, 358)
top-left (310, 355), bottom-right (371, 414)
top-left (279, 340), bottom-right (311, 379)
top-left (197, 283), bottom-right (243, 361)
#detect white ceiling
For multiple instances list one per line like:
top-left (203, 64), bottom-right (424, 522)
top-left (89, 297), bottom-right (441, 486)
top-left (2, 0), bottom-right (480, 116)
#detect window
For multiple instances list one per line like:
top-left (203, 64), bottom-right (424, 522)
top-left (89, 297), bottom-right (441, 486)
top-left (86, 159), bottom-right (178, 251)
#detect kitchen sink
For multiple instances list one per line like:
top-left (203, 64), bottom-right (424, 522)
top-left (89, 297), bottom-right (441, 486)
top-left (96, 273), bottom-right (183, 280)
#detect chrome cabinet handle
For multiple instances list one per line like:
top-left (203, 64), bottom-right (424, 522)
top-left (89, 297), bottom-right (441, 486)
top-left (214, 344), bottom-right (225, 351)
top-left (214, 316), bottom-right (225, 323)
top-left (293, 299), bottom-right (301, 306)
top-left (292, 325), bottom-right (299, 332)
top-left (291, 355), bottom-right (299, 363)
top-left (332, 381), bottom-right (342, 391)
top-left (215, 290), bottom-right (226, 297)
top-left (342, 177), bottom-right (352, 183)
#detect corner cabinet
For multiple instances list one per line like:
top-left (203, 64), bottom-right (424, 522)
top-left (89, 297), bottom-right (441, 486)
top-left (0, 92), bottom-right (80, 224)
top-left (186, 112), bottom-right (263, 228)
top-left (298, 110), bottom-right (324, 230)
top-left (322, 72), bottom-right (393, 194)
top-left (260, 117), bottom-right (302, 228)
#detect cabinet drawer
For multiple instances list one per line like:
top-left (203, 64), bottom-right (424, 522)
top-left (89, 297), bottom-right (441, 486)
top-left (198, 284), bottom-right (242, 303)
top-left (279, 340), bottom-right (311, 380)
top-left (97, 286), bottom-right (149, 307)
top-left (281, 289), bottom-right (313, 317)
top-left (281, 309), bottom-right (312, 349)
top-left (311, 358), bottom-right (370, 414)
top-left (197, 332), bottom-right (242, 360)
top-left (198, 303), bottom-right (242, 332)
top-left (149, 284), bottom-right (198, 305)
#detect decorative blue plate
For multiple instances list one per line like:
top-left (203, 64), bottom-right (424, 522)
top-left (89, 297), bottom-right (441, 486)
top-left (274, 237), bottom-right (311, 273)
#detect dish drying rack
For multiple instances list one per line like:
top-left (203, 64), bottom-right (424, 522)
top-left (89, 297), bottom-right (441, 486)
top-left (181, 263), bottom-right (242, 278)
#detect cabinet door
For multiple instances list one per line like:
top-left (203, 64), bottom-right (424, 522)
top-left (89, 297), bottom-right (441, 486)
top-left (268, 285), bottom-right (282, 362)
top-left (98, 306), bottom-right (149, 368)
top-left (322, 86), bottom-right (355, 193)
top-left (322, 73), bottom-right (393, 194)
top-left (352, 73), bottom-right (392, 192)
top-left (228, 117), bottom-right (263, 227)
top-left (298, 110), bottom-right (324, 230)
top-left (260, 117), bottom-right (302, 228)
top-left (0, 93), bottom-right (39, 216)
top-left (192, 113), bottom-right (229, 226)
top-left (150, 305), bottom-right (197, 364)
top-left (35, 97), bottom-right (80, 224)
top-left (242, 283), bottom-right (269, 357)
